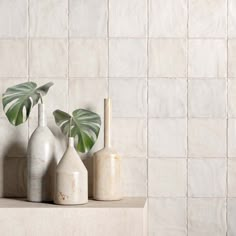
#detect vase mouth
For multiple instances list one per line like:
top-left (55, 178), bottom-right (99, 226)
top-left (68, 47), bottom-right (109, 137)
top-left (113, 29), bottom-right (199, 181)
top-left (38, 103), bottom-right (45, 107)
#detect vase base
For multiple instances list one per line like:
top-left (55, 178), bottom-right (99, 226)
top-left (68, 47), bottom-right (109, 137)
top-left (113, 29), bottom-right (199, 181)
top-left (53, 200), bottom-right (88, 205)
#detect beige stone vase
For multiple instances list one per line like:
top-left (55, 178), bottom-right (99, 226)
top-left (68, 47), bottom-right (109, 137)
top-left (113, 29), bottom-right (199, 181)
top-left (93, 98), bottom-right (122, 201)
top-left (54, 137), bottom-right (88, 205)
top-left (27, 104), bottom-right (56, 202)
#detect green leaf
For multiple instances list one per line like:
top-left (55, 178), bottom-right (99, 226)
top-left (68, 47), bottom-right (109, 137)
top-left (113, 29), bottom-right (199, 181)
top-left (53, 109), bottom-right (101, 153)
top-left (2, 82), bottom-right (53, 126)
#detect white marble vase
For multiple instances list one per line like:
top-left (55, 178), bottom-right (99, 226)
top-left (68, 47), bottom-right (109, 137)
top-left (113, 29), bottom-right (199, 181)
top-left (54, 137), bottom-right (88, 205)
top-left (93, 98), bottom-right (122, 201)
top-left (27, 104), bottom-right (56, 202)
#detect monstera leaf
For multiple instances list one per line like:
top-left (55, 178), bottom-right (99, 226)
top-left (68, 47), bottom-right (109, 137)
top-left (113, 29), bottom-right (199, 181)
top-left (53, 109), bottom-right (101, 153)
top-left (2, 82), bottom-right (53, 126)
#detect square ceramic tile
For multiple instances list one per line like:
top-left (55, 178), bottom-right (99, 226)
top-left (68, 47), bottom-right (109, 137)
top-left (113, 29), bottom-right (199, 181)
top-left (229, 0), bottom-right (236, 37)
top-left (109, 0), bottom-right (146, 37)
top-left (29, 39), bottom-right (67, 78)
top-left (188, 39), bottom-right (227, 78)
top-left (188, 198), bottom-right (226, 236)
top-left (0, 40), bottom-right (27, 77)
top-left (228, 40), bottom-right (236, 78)
top-left (0, 78), bottom-right (26, 118)
top-left (148, 158), bottom-right (187, 197)
top-left (69, 79), bottom-right (108, 117)
top-left (149, 79), bottom-right (187, 118)
top-left (29, 79), bottom-right (68, 118)
top-left (69, 39), bottom-right (108, 78)
top-left (228, 80), bottom-right (236, 117)
top-left (188, 0), bottom-right (226, 37)
top-left (109, 39), bottom-right (147, 78)
top-left (122, 158), bottom-right (147, 196)
top-left (188, 119), bottom-right (226, 157)
top-left (149, 39), bottom-right (187, 77)
top-left (109, 79), bottom-right (147, 118)
top-left (29, 0), bottom-right (68, 37)
top-left (228, 119), bottom-right (236, 157)
top-left (188, 159), bottom-right (226, 197)
top-left (228, 198), bottom-right (236, 236)
top-left (149, 119), bottom-right (187, 157)
top-left (0, 0), bottom-right (27, 37)
top-left (0, 118), bottom-right (28, 158)
top-left (149, 198), bottom-right (187, 236)
top-left (228, 159), bottom-right (236, 197)
top-left (112, 118), bottom-right (147, 158)
top-left (149, 0), bottom-right (187, 37)
top-left (69, 0), bottom-right (107, 37)
top-left (188, 80), bottom-right (226, 118)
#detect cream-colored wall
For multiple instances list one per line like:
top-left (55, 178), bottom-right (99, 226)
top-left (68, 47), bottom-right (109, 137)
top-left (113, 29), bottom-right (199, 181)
top-left (0, 0), bottom-right (235, 235)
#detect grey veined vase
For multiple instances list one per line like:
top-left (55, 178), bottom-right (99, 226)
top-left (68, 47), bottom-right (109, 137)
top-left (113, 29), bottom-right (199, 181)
top-left (27, 104), bottom-right (56, 202)
top-left (54, 137), bottom-right (88, 205)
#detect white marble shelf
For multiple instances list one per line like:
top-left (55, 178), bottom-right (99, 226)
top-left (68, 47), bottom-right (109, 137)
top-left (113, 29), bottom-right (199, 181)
top-left (0, 197), bottom-right (147, 236)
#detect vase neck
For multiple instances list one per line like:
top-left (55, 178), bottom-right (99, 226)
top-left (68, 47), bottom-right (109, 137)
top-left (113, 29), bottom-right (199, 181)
top-left (68, 137), bottom-right (75, 148)
top-left (38, 104), bottom-right (47, 127)
top-left (104, 98), bottom-right (111, 148)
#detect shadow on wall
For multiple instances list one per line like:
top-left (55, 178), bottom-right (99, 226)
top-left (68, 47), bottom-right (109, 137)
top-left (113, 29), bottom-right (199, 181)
top-left (3, 142), bottom-right (27, 198)
top-left (1, 115), bottom-right (99, 199)
top-left (83, 154), bottom-right (94, 198)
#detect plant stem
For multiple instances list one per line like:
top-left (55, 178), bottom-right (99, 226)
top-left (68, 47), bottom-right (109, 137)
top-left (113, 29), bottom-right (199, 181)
top-left (69, 117), bottom-right (72, 137)
top-left (39, 94), bottom-right (43, 104)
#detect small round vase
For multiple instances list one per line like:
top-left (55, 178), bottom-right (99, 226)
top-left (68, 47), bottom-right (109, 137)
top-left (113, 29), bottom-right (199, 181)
top-left (54, 137), bottom-right (88, 205)
top-left (27, 103), bottom-right (55, 202)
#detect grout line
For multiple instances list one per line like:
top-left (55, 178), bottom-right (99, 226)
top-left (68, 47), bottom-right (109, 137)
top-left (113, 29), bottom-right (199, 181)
top-left (226, 0), bottom-right (229, 235)
top-left (146, 0), bottom-right (149, 235)
top-left (67, 0), bottom-right (69, 113)
top-left (186, 0), bottom-right (189, 234)
top-left (1, 36), bottom-right (235, 40)
top-left (0, 76), bottom-right (232, 80)
top-left (107, 0), bottom-right (110, 97)
top-left (148, 196), bottom-right (228, 199)
top-left (27, 0), bottom-right (30, 140)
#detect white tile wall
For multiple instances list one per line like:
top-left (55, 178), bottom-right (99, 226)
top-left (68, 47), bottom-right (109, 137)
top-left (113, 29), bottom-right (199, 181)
top-left (69, 0), bottom-right (108, 37)
top-left (188, 0), bottom-right (227, 38)
top-left (149, 118), bottom-right (187, 157)
top-left (148, 158), bottom-right (187, 197)
top-left (0, 0), bottom-right (235, 235)
top-left (149, 79), bottom-right (187, 118)
top-left (0, 0), bottom-right (27, 38)
top-left (188, 119), bottom-right (226, 157)
top-left (188, 39), bottom-right (227, 78)
top-left (109, 0), bottom-right (146, 37)
top-left (149, 39), bottom-right (187, 77)
top-left (0, 40), bottom-right (27, 77)
top-left (69, 39), bottom-right (108, 78)
top-left (188, 198), bottom-right (226, 236)
top-left (188, 80), bottom-right (226, 118)
top-left (29, 39), bottom-right (67, 77)
top-left (109, 39), bottom-right (147, 77)
top-left (29, 0), bottom-right (68, 37)
top-left (188, 159), bottom-right (226, 197)
top-left (149, 0), bottom-right (187, 38)
top-left (149, 198), bottom-right (187, 236)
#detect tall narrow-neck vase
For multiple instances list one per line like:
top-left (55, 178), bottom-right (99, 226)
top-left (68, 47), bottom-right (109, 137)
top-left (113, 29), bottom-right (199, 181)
top-left (27, 104), bottom-right (55, 202)
top-left (93, 98), bottom-right (122, 200)
top-left (54, 137), bottom-right (88, 205)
